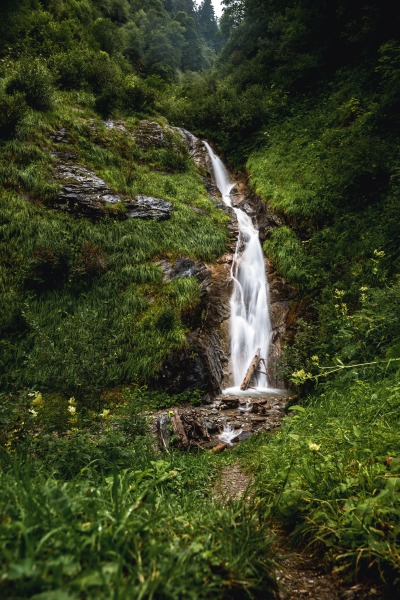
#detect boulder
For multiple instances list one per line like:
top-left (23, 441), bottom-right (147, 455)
top-left (52, 164), bottom-right (125, 217)
top-left (135, 120), bottom-right (170, 149)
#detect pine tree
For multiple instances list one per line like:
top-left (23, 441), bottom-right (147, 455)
top-left (198, 0), bottom-right (219, 48)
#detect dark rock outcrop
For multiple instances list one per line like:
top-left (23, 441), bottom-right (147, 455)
top-left (155, 253), bottom-right (232, 398)
top-left (52, 163), bottom-right (173, 220)
top-left (157, 257), bottom-right (209, 282)
top-left (53, 164), bottom-right (124, 217)
top-left (135, 120), bottom-right (171, 149)
top-left (135, 120), bottom-right (187, 156)
top-left (50, 125), bottom-right (174, 220)
top-left (126, 195), bottom-right (172, 220)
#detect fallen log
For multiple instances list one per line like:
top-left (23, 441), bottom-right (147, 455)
top-left (210, 443), bottom-right (228, 453)
top-left (240, 348), bottom-right (261, 390)
top-left (171, 409), bottom-right (189, 449)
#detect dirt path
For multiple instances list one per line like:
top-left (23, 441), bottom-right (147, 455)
top-left (216, 462), bottom-right (383, 600)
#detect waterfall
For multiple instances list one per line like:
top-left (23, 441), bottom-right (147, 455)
top-left (204, 142), bottom-right (276, 395)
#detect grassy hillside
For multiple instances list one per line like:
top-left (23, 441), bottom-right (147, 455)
top-left (0, 95), bottom-right (228, 397)
top-left (0, 1), bottom-right (228, 398)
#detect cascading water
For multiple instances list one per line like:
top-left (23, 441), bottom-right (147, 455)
top-left (204, 142), bottom-right (277, 396)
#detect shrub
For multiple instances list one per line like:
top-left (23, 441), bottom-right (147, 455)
top-left (121, 75), bottom-right (155, 112)
top-left (6, 59), bottom-right (54, 111)
top-left (86, 52), bottom-right (123, 95)
top-left (52, 49), bottom-right (92, 90)
top-left (0, 91), bottom-right (26, 138)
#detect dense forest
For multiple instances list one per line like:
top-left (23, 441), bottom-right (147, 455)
top-left (1, 0), bottom-right (399, 598)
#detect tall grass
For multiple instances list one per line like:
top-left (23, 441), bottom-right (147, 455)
top-left (239, 371), bottom-right (400, 588)
top-left (0, 386), bottom-right (277, 599)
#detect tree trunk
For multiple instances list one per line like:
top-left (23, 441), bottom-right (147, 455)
top-left (240, 348), bottom-right (261, 390)
top-left (171, 409), bottom-right (189, 449)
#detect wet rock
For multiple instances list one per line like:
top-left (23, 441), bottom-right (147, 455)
top-left (126, 195), bottom-right (173, 221)
top-left (157, 257), bottom-right (209, 282)
top-left (232, 431), bottom-right (252, 443)
top-left (135, 120), bottom-right (187, 158)
top-left (135, 120), bottom-right (170, 149)
top-left (171, 257), bottom-right (205, 279)
top-left (204, 420), bottom-right (219, 433)
top-left (104, 119), bottom-right (128, 133)
top-left (151, 392), bottom-right (289, 449)
top-left (252, 403), bottom-right (267, 414)
top-left (221, 398), bottom-right (240, 409)
top-left (52, 162), bottom-right (173, 221)
top-left (250, 415), bottom-right (268, 423)
top-left (175, 127), bottom-right (211, 174)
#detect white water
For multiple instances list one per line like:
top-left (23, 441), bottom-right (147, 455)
top-left (218, 422), bottom-right (242, 445)
top-left (204, 142), bottom-right (278, 396)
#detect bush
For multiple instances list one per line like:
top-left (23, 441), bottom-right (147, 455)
top-left (52, 49), bottom-right (92, 90)
top-left (6, 59), bottom-right (54, 111)
top-left (86, 52), bottom-right (123, 95)
top-left (121, 75), bottom-right (155, 112)
top-left (0, 91), bottom-right (26, 138)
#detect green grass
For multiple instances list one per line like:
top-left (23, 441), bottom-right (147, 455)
top-left (237, 371), bottom-right (400, 588)
top-left (0, 390), bottom-right (277, 600)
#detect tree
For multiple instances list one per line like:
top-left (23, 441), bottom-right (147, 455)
top-left (198, 0), bottom-right (219, 49)
top-left (175, 11), bottom-right (206, 71)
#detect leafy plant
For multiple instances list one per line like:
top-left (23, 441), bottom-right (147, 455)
top-left (6, 59), bottom-right (54, 111)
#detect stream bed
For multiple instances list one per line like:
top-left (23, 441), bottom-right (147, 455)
top-left (152, 390), bottom-right (291, 450)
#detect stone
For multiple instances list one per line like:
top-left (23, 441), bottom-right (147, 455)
top-left (103, 119), bottom-right (128, 133)
top-left (135, 120), bottom-right (170, 149)
top-left (231, 431), bottom-right (252, 443)
top-left (126, 195), bottom-right (173, 221)
top-left (51, 159), bottom-right (173, 221)
top-left (52, 164), bottom-right (127, 217)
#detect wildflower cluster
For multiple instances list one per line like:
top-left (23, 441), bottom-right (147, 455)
top-left (67, 397), bottom-right (78, 427)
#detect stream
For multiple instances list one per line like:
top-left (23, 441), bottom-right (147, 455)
top-left (155, 138), bottom-right (288, 449)
top-left (203, 142), bottom-right (277, 395)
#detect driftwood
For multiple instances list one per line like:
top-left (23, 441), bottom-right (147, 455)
top-left (156, 408), bottom-right (210, 450)
top-left (240, 348), bottom-right (261, 390)
top-left (171, 409), bottom-right (189, 449)
top-left (210, 443), bottom-right (228, 453)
